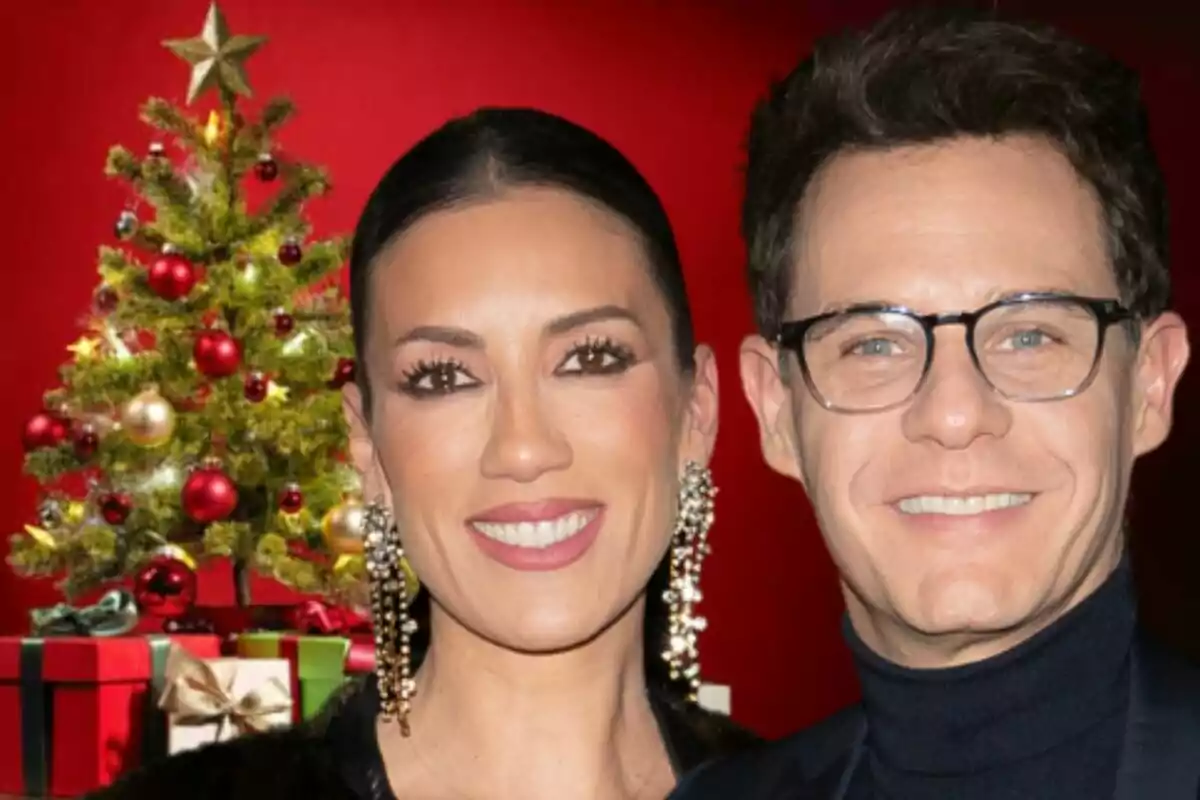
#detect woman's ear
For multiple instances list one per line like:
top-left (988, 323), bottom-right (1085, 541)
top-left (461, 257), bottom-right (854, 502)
top-left (342, 382), bottom-right (389, 500)
top-left (678, 344), bottom-right (719, 468)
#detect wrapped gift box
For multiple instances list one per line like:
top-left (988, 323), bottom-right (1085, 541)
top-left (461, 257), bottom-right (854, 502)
top-left (0, 633), bottom-right (221, 797)
top-left (161, 653), bottom-right (292, 756)
top-left (235, 632), bottom-right (348, 722)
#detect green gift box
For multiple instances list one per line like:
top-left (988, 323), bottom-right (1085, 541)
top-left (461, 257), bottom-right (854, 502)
top-left (235, 633), bottom-right (348, 722)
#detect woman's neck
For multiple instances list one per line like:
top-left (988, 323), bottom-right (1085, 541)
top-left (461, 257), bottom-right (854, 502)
top-left (377, 602), bottom-right (674, 800)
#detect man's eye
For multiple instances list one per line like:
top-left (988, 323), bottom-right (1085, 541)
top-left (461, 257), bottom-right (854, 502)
top-left (1000, 328), bottom-right (1052, 350)
top-left (399, 360), bottom-right (480, 397)
top-left (844, 337), bottom-right (903, 357)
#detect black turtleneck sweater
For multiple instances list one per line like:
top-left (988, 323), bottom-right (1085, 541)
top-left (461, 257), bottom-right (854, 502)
top-left (844, 563), bottom-right (1136, 799)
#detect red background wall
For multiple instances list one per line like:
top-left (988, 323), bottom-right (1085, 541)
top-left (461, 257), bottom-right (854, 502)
top-left (0, 1), bottom-right (1195, 739)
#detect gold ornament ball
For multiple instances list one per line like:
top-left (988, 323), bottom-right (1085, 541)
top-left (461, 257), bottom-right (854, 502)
top-left (121, 388), bottom-right (176, 447)
top-left (321, 501), bottom-right (367, 555)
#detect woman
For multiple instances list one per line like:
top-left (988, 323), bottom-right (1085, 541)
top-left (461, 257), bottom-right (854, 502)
top-left (94, 108), bottom-right (755, 799)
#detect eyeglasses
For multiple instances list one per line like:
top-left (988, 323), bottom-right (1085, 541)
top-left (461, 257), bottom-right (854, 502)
top-left (775, 292), bottom-right (1134, 414)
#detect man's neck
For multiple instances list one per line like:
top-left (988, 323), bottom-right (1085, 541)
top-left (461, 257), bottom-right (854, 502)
top-left (840, 545), bottom-right (1138, 792)
top-left (846, 542), bottom-right (1125, 670)
top-left (377, 600), bottom-right (672, 800)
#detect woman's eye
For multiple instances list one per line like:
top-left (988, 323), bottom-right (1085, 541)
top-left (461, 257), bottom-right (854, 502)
top-left (556, 338), bottom-right (634, 376)
top-left (400, 360), bottom-right (480, 397)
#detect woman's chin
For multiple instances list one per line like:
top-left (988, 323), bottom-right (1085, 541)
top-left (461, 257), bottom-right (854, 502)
top-left (472, 609), bottom-right (623, 656)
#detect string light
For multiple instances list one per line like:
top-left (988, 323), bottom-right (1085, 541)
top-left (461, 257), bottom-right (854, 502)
top-left (102, 323), bottom-right (132, 360)
top-left (281, 329), bottom-right (310, 355)
top-left (203, 110), bottom-right (221, 145)
top-left (140, 463), bottom-right (183, 491)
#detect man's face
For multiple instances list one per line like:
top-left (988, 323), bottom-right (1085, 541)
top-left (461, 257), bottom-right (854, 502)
top-left (741, 136), bottom-right (1189, 664)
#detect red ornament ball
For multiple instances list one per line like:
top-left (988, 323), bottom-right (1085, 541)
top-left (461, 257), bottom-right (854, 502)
top-left (244, 371), bottom-right (268, 403)
top-left (94, 286), bottom-right (120, 314)
top-left (22, 412), bottom-right (69, 452)
top-left (99, 492), bottom-right (133, 525)
top-left (279, 483), bottom-right (304, 514)
top-left (278, 240), bottom-right (303, 266)
top-left (273, 310), bottom-right (295, 336)
top-left (148, 253), bottom-right (198, 300)
top-left (254, 154), bottom-right (279, 182)
top-left (181, 465), bottom-right (239, 523)
top-left (73, 425), bottom-right (100, 460)
top-left (329, 357), bottom-right (356, 389)
top-left (193, 331), bottom-right (242, 378)
top-left (134, 557), bottom-right (196, 619)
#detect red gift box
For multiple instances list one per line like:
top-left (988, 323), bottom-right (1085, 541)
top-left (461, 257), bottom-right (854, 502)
top-left (0, 634), bottom-right (220, 797)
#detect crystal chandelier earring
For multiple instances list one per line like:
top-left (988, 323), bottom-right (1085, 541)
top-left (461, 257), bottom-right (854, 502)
top-left (662, 460), bottom-right (716, 701)
top-left (364, 497), bottom-right (417, 736)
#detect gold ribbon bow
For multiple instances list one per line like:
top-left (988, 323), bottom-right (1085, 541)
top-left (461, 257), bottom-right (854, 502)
top-left (158, 646), bottom-right (292, 740)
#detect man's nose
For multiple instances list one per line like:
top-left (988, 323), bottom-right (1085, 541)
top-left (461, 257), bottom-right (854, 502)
top-left (900, 327), bottom-right (1013, 448)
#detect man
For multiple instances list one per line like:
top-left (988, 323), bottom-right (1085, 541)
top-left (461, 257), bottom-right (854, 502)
top-left (672, 7), bottom-right (1200, 800)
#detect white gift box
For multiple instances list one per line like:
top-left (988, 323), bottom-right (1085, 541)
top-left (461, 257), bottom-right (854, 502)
top-left (159, 651), bottom-right (293, 756)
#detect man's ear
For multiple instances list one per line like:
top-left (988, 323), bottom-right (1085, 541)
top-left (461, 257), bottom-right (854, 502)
top-left (739, 334), bottom-right (804, 484)
top-left (1132, 311), bottom-right (1190, 457)
top-left (342, 382), bottom-right (389, 501)
top-left (678, 344), bottom-right (719, 468)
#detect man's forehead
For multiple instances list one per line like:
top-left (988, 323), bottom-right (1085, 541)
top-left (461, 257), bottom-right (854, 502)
top-left (787, 138), bottom-right (1113, 316)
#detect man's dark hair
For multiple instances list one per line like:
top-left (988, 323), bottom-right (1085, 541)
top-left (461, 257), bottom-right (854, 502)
top-left (743, 7), bottom-right (1170, 335)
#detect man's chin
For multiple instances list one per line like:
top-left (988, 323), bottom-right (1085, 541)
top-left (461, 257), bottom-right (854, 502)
top-left (866, 577), bottom-right (1052, 665)
top-left (910, 575), bottom-right (1027, 630)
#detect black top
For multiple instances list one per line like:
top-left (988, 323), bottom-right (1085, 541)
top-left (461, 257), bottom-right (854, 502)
top-left (844, 562), bottom-right (1134, 798)
top-left (327, 678), bottom-right (758, 799)
top-left (667, 563), bottom-right (1200, 800)
top-left (90, 675), bottom-right (758, 799)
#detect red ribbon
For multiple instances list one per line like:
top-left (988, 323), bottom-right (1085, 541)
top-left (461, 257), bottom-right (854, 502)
top-left (344, 641), bottom-right (376, 674)
top-left (289, 600), bottom-right (370, 636)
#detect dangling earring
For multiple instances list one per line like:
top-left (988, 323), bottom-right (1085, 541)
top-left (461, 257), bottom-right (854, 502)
top-left (364, 497), bottom-right (417, 736)
top-left (662, 460), bottom-right (716, 702)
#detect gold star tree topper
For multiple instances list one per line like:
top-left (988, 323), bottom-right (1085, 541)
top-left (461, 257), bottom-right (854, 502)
top-left (163, 2), bottom-right (267, 105)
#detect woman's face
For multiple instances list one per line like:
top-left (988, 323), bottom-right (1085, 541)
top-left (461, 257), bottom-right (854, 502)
top-left (345, 186), bottom-right (717, 653)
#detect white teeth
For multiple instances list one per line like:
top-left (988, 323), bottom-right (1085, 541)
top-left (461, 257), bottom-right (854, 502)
top-left (897, 493), bottom-right (1032, 516)
top-left (472, 510), bottom-right (597, 549)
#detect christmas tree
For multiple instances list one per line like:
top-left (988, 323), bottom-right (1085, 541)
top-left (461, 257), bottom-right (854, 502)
top-left (8, 2), bottom-right (368, 610)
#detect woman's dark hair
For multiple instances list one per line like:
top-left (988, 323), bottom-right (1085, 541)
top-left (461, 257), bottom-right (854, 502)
top-left (348, 108), bottom-right (719, 721)
top-left (350, 107), bottom-right (696, 405)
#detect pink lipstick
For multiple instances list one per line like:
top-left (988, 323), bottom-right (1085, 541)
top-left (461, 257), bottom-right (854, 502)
top-left (466, 499), bottom-right (605, 572)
